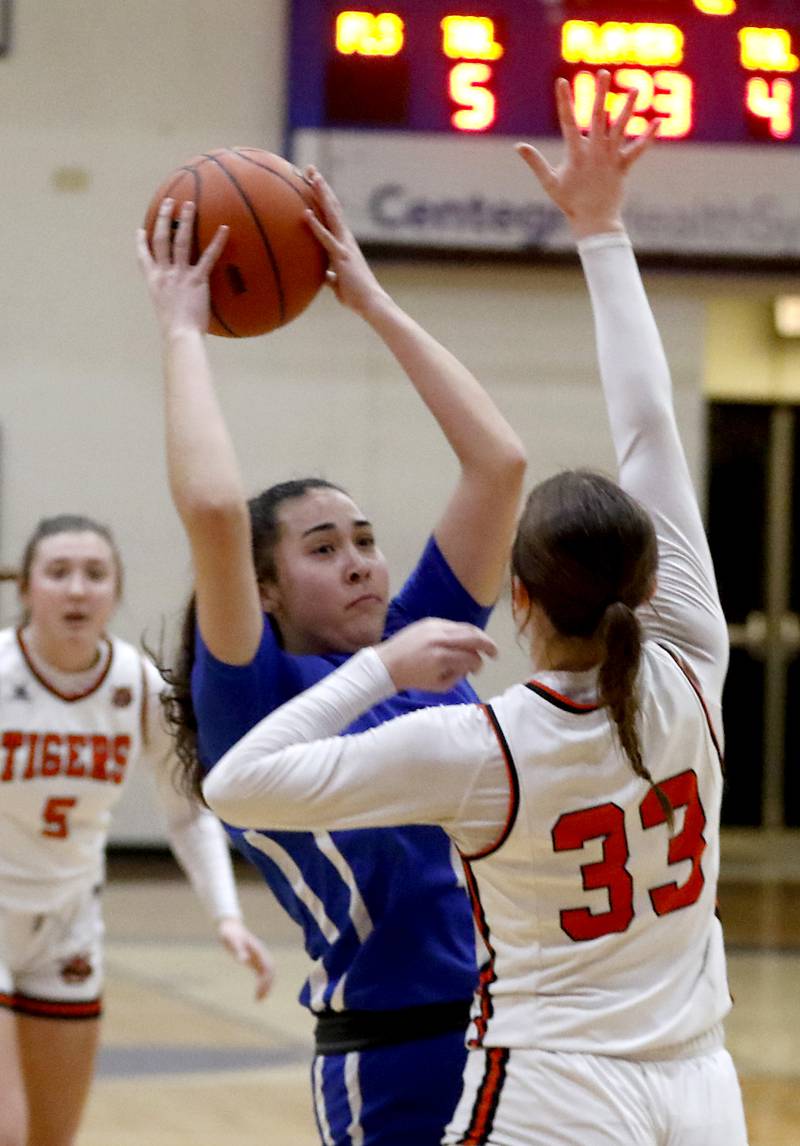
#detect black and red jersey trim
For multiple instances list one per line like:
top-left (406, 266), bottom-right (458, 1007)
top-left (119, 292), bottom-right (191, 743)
top-left (461, 704), bottom-right (520, 861)
top-left (16, 629), bottom-right (114, 703)
top-left (0, 991), bottom-right (102, 1020)
top-left (461, 859), bottom-right (496, 1048)
top-left (525, 680), bottom-right (600, 713)
top-left (458, 1046), bottom-right (510, 1144)
top-left (658, 645), bottom-right (724, 769)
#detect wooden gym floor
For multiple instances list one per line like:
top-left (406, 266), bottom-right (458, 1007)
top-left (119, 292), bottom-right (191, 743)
top-left (78, 831), bottom-right (800, 1146)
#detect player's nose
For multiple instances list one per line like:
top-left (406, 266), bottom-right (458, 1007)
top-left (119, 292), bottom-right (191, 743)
top-left (345, 546), bottom-right (371, 582)
top-left (65, 572), bottom-right (88, 595)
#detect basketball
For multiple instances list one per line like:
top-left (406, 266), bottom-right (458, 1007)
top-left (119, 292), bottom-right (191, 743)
top-left (143, 149), bottom-right (328, 337)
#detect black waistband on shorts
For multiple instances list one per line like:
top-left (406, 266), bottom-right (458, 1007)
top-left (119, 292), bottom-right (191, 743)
top-left (314, 998), bottom-right (472, 1055)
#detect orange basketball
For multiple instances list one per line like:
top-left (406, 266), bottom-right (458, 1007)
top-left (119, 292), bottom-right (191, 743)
top-left (144, 149), bottom-right (328, 337)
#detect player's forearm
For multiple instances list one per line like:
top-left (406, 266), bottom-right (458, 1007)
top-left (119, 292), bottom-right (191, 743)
top-left (579, 233), bottom-right (675, 461)
top-left (581, 234), bottom-right (727, 680)
top-left (163, 328), bottom-right (249, 523)
top-left (165, 804), bottom-right (242, 923)
top-left (360, 293), bottom-right (526, 482)
top-left (204, 648), bottom-right (396, 829)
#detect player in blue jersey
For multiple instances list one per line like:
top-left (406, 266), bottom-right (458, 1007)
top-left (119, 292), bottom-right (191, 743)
top-left (137, 170), bottom-right (526, 1145)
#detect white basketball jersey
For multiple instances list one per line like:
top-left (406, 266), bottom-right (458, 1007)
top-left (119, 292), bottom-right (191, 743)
top-left (464, 641), bottom-right (730, 1059)
top-left (0, 628), bottom-right (151, 911)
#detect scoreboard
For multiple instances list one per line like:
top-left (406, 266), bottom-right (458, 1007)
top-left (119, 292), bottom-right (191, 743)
top-left (286, 1), bottom-right (800, 263)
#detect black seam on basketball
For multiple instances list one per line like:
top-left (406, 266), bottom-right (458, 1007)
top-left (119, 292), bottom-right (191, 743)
top-left (202, 151), bottom-right (286, 324)
top-left (189, 163), bottom-right (236, 336)
top-left (232, 149), bottom-right (315, 211)
top-left (163, 170), bottom-right (193, 195)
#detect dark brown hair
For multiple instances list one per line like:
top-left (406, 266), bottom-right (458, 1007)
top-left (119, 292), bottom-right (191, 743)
top-left (512, 470), bottom-right (671, 822)
top-left (162, 478), bottom-right (344, 800)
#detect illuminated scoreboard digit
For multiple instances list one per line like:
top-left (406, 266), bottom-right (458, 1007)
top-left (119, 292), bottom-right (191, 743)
top-left (287, 2), bottom-right (800, 262)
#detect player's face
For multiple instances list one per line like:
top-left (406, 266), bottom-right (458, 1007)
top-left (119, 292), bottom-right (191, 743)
top-left (23, 532), bottom-right (120, 647)
top-left (260, 489), bottom-right (390, 655)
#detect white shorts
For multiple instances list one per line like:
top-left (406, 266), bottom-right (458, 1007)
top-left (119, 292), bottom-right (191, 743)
top-left (444, 1041), bottom-right (749, 1145)
top-left (0, 885), bottom-right (104, 1019)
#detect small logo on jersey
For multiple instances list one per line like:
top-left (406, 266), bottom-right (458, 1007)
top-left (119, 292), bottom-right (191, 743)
top-left (11, 684), bottom-right (30, 702)
top-left (111, 687), bottom-right (133, 708)
top-left (61, 954), bottom-right (93, 983)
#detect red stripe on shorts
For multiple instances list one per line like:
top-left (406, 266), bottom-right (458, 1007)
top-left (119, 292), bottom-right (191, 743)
top-left (460, 1046), bottom-right (509, 1144)
top-left (12, 993), bottom-right (102, 1020)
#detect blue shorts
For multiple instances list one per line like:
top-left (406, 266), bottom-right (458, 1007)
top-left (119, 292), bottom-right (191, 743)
top-left (311, 1028), bottom-right (468, 1146)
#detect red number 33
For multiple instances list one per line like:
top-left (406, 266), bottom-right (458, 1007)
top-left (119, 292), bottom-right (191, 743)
top-left (551, 770), bottom-right (706, 942)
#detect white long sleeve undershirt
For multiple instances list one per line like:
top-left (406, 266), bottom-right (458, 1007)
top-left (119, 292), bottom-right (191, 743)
top-left (142, 660), bottom-right (242, 922)
top-left (577, 233), bottom-right (728, 706)
top-left (203, 647), bottom-right (508, 852)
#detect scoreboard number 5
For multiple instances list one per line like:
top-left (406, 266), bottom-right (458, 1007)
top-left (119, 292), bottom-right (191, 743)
top-left (449, 62), bottom-right (496, 132)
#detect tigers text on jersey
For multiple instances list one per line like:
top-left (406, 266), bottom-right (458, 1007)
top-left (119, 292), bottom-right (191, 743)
top-left (462, 642), bottom-right (729, 1059)
top-left (0, 628), bottom-right (150, 912)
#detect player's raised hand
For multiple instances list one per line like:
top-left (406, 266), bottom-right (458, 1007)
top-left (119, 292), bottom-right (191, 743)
top-left (302, 167), bottom-right (390, 318)
top-left (377, 618), bottom-right (497, 693)
top-left (136, 199), bottom-right (228, 338)
top-left (515, 71), bottom-right (659, 240)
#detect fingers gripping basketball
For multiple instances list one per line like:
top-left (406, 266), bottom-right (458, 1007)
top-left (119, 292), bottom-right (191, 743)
top-left (144, 149), bottom-right (328, 337)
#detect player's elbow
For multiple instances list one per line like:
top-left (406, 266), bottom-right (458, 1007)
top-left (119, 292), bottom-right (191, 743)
top-left (177, 492), bottom-right (249, 534)
top-left (483, 438), bottom-right (527, 496)
top-left (501, 437), bottom-right (528, 480)
top-left (202, 770), bottom-right (251, 827)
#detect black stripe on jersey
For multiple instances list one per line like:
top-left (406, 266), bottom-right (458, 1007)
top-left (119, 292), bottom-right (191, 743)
top-left (461, 705), bottom-right (520, 861)
top-left (658, 645), bottom-right (724, 769)
top-left (461, 860), bottom-right (496, 1048)
top-left (525, 680), bottom-right (600, 714)
top-left (459, 1047), bottom-right (510, 1144)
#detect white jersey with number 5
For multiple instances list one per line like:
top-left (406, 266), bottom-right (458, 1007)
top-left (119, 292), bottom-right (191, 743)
top-left (0, 628), bottom-right (157, 913)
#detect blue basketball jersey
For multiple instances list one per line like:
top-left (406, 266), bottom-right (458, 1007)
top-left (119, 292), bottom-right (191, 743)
top-left (193, 536), bottom-right (489, 1014)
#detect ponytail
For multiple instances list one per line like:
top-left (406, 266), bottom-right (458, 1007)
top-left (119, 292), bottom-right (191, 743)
top-left (598, 602), bottom-right (673, 830)
top-left (512, 470), bottom-right (670, 826)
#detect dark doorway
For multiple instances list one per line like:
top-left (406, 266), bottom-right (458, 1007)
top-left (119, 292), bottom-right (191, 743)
top-left (707, 402), bottom-right (798, 827)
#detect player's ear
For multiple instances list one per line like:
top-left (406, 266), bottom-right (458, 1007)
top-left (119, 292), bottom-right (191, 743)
top-left (511, 576), bottom-right (528, 611)
top-left (258, 581), bottom-right (281, 615)
top-left (511, 576), bottom-right (531, 627)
